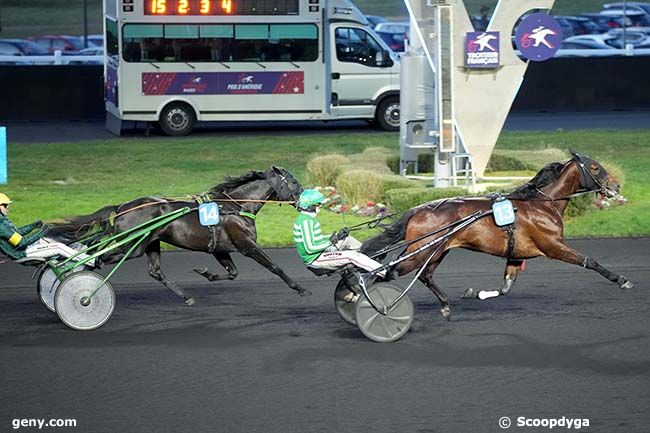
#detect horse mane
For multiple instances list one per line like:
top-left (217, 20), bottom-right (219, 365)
top-left (207, 170), bottom-right (267, 197)
top-left (507, 161), bottom-right (567, 200)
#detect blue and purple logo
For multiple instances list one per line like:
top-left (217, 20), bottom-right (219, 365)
top-left (515, 13), bottom-right (562, 61)
top-left (142, 72), bottom-right (304, 96)
top-left (465, 31), bottom-right (500, 68)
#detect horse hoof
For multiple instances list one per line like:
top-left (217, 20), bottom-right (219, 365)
top-left (462, 288), bottom-right (478, 299)
top-left (619, 278), bottom-right (634, 290)
top-left (184, 297), bottom-right (196, 306)
top-left (440, 306), bottom-right (451, 321)
top-left (298, 288), bottom-right (312, 297)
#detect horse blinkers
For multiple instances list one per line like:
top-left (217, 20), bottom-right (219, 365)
top-left (267, 167), bottom-right (303, 204)
top-left (572, 153), bottom-right (617, 196)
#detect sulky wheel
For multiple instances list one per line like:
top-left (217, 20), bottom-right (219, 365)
top-left (54, 271), bottom-right (116, 331)
top-left (334, 278), bottom-right (358, 326)
top-left (354, 283), bottom-right (414, 343)
top-left (37, 265), bottom-right (84, 313)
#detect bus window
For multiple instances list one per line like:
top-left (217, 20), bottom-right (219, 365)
top-left (122, 23), bottom-right (317, 63)
top-left (105, 19), bottom-right (119, 57)
top-left (269, 24), bottom-right (318, 61)
top-left (335, 27), bottom-right (387, 67)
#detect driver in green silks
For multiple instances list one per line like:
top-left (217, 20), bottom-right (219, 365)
top-left (293, 189), bottom-right (386, 277)
top-left (0, 193), bottom-right (92, 264)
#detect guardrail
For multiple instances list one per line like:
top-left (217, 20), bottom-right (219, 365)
top-left (553, 47), bottom-right (650, 57)
top-left (0, 50), bottom-right (103, 65)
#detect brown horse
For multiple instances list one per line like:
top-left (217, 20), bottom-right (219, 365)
top-left (361, 151), bottom-right (634, 320)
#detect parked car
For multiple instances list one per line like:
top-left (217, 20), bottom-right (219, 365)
top-left (555, 16), bottom-right (601, 38)
top-left (562, 31), bottom-right (649, 49)
top-left (84, 34), bottom-right (104, 47)
top-left (66, 46), bottom-right (105, 65)
top-left (579, 12), bottom-right (631, 31)
top-left (599, 9), bottom-right (650, 27)
top-left (606, 27), bottom-right (650, 46)
top-left (376, 31), bottom-right (407, 52)
top-left (374, 21), bottom-right (409, 34)
top-left (365, 15), bottom-right (387, 29)
top-left (561, 38), bottom-right (613, 49)
top-left (602, 2), bottom-right (650, 16)
top-left (28, 35), bottom-right (85, 53)
top-left (0, 38), bottom-right (49, 56)
top-left (0, 38), bottom-right (50, 63)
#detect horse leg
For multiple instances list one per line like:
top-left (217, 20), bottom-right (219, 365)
top-left (462, 260), bottom-right (524, 300)
top-left (419, 264), bottom-right (451, 321)
top-left (193, 252), bottom-right (239, 281)
top-left (500, 260), bottom-right (524, 295)
top-left (145, 241), bottom-right (195, 305)
top-left (236, 240), bottom-right (311, 296)
top-left (545, 241), bottom-right (634, 289)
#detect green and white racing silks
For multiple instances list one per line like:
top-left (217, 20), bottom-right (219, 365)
top-left (293, 212), bottom-right (331, 264)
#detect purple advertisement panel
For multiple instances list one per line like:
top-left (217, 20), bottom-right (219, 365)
top-left (515, 13), bottom-right (562, 62)
top-left (106, 64), bottom-right (118, 106)
top-left (142, 71), bottom-right (304, 96)
top-left (465, 31), bottom-right (500, 68)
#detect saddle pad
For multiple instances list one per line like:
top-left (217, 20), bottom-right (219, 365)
top-left (492, 199), bottom-right (515, 227)
top-left (198, 203), bottom-right (220, 226)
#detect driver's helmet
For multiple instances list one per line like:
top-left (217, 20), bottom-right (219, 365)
top-left (0, 193), bottom-right (12, 206)
top-left (297, 189), bottom-right (325, 211)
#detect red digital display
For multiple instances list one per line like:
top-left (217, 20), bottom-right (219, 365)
top-left (144, 0), bottom-right (299, 15)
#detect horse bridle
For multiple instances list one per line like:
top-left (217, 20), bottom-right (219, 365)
top-left (265, 167), bottom-right (302, 204)
top-left (572, 153), bottom-right (609, 195)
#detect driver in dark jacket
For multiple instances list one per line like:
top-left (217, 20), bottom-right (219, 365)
top-left (0, 193), bottom-right (46, 260)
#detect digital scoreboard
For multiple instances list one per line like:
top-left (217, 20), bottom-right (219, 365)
top-left (144, 0), bottom-right (300, 15)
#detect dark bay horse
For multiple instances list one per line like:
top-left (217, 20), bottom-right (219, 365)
top-left (361, 152), bottom-right (634, 320)
top-left (49, 166), bottom-right (309, 304)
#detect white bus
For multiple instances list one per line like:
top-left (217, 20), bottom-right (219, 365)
top-left (103, 0), bottom-right (401, 135)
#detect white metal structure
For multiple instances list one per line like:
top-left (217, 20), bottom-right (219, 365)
top-left (103, 0), bottom-right (401, 135)
top-left (400, 0), bottom-right (558, 187)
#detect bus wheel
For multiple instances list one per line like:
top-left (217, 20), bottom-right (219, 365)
top-left (159, 103), bottom-right (196, 136)
top-left (376, 96), bottom-right (400, 131)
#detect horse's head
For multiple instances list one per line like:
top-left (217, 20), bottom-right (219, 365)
top-left (570, 151), bottom-right (620, 198)
top-left (264, 166), bottom-right (303, 204)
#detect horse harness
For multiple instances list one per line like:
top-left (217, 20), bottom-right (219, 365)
top-left (194, 193), bottom-right (258, 253)
top-left (491, 194), bottom-right (518, 260)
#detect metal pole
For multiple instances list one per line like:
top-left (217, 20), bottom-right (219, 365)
top-left (623, 0), bottom-right (627, 49)
top-left (83, 0), bottom-right (89, 48)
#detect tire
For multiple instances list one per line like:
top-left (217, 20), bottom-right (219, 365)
top-left (375, 96), bottom-right (400, 131)
top-left (334, 278), bottom-right (358, 326)
top-left (55, 271), bottom-right (116, 331)
top-left (37, 265), bottom-right (84, 313)
top-left (158, 103), bottom-right (196, 136)
top-left (355, 283), bottom-right (414, 343)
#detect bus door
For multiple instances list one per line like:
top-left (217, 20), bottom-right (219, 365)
top-left (330, 26), bottom-right (394, 117)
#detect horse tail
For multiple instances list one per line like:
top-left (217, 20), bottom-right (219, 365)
top-left (360, 208), bottom-right (418, 255)
top-left (47, 204), bottom-right (120, 245)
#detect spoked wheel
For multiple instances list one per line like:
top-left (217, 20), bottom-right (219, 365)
top-left (354, 283), bottom-right (414, 343)
top-left (55, 271), bottom-right (115, 331)
top-left (334, 278), bottom-right (358, 326)
top-left (37, 265), bottom-right (84, 313)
